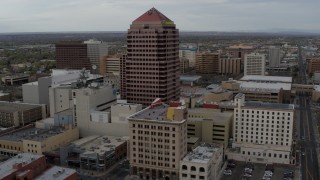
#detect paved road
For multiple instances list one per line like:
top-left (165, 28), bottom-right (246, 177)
top-left (297, 45), bottom-right (320, 180)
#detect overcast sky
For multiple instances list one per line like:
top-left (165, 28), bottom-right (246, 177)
top-left (0, 0), bottom-right (319, 33)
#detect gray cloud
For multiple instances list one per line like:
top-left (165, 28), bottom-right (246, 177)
top-left (0, 0), bottom-right (319, 33)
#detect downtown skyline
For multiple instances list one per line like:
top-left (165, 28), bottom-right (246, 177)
top-left (0, 0), bottom-right (320, 33)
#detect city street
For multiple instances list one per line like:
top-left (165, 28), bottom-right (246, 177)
top-left (297, 46), bottom-right (320, 180)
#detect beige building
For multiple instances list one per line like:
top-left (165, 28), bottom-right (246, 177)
top-left (187, 108), bottom-right (233, 148)
top-left (128, 100), bottom-right (188, 180)
top-left (195, 52), bottom-right (220, 74)
top-left (308, 57), bottom-right (320, 76)
top-left (0, 124), bottom-right (79, 157)
top-left (0, 101), bottom-right (47, 128)
top-left (220, 78), bottom-right (292, 103)
top-left (226, 44), bottom-right (253, 61)
top-left (228, 94), bottom-right (295, 164)
top-left (244, 53), bottom-right (266, 76)
top-left (203, 85), bottom-right (233, 103)
top-left (99, 54), bottom-right (126, 76)
top-left (219, 57), bottom-right (241, 75)
top-left (180, 143), bottom-right (223, 180)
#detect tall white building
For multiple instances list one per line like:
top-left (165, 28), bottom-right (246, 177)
top-left (84, 39), bottom-right (108, 67)
top-left (269, 46), bottom-right (281, 67)
top-left (244, 53), bottom-right (266, 76)
top-left (228, 93), bottom-right (295, 164)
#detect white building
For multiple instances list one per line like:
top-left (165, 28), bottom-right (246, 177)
top-left (244, 53), bottom-right (266, 76)
top-left (49, 82), bottom-right (142, 137)
top-left (228, 93), bottom-right (295, 164)
top-left (84, 39), bottom-right (108, 67)
top-left (269, 46), bottom-right (281, 67)
top-left (180, 143), bottom-right (223, 180)
top-left (179, 47), bottom-right (197, 68)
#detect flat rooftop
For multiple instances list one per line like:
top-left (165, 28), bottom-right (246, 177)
top-left (72, 136), bottom-right (128, 156)
top-left (228, 44), bottom-right (253, 49)
top-left (244, 101), bottom-right (294, 110)
top-left (129, 103), bottom-right (185, 122)
top-left (0, 101), bottom-right (42, 113)
top-left (180, 75), bottom-right (202, 82)
top-left (188, 108), bottom-right (233, 121)
top-left (0, 126), bottom-right (68, 142)
top-left (240, 81), bottom-right (291, 91)
top-left (182, 143), bottom-right (222, 164)
top-left (36, 166), bottom-right (76, 180)
top-left (240, 75), bottom-right (292, 83)
top-left (0, 153), bottom-right (43, 179)
top-left (129, 103), bottom-right (169, 121)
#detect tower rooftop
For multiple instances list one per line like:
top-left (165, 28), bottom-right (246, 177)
top-left (133, 7), bottom-right (172, 23)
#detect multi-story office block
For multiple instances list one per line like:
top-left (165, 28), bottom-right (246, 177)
top-left (228, 93), bottom-right (295, 164)
top-left (84, 39), bottom-right (108, 67)
top-left (308, 57), bottom-right (320, 76)
top-left (128, 100), bottom-right (188, 179)
top-left (99, 54), bottom-right (126, 76)
top-left (56, 41), bottom-right (91, 70)
top-left (56, 40), bottom-right (108, 70)
top-left (0, 101), bottom-right (46, 127)
top-left (195, 52), bottom-right (220, 74)
top-left (219, 57), bottom-right (241, 75)
top-left (269, 46), bottom-right (281, 67)
top-left (180, 143), bottom-right (223, 180)
top-left (244, 53), bottom-right (266, 76)
top-left (187, 108), bottom-right (233, 148)
top-left (121, 8), bottom-right (180, 106)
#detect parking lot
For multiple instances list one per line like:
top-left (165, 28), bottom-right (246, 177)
top-left (221, 161), bottom-right (299, 180)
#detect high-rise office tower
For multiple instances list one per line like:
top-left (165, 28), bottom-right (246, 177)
top-left (195, 52), bottom-right (220, 74)
top-left (56, 41), bottom-right (91, 70)
top-left (56, 40), bottom-right (108, 70)
top-left (269, 46), bottom-right (280, 67)
top-left (244, 53), bottom-right (266, 76)
top-left (121, 8), bottom-right (180, 106)
top-left (84, 39), bottom-right (108, 67)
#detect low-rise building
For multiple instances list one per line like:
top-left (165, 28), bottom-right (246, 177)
top-left (0, 124), bottom-right (79, 156)
top-left (1, 74), bottom-right (29, 86)
top-left (0, 91), bottom-right (11, 101)
top-left (187, 108), bottom-right (233, 148)
top-left (0, 153), bottom-right (47, 180)
top-left (60, 136), bottom-right (128, 172)
top-left (36, 166), bottom-right (77, 180)
top-left (180, 143), bottom-right (223, 180)
top-left (0, 101), bottom-right (47, 127)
